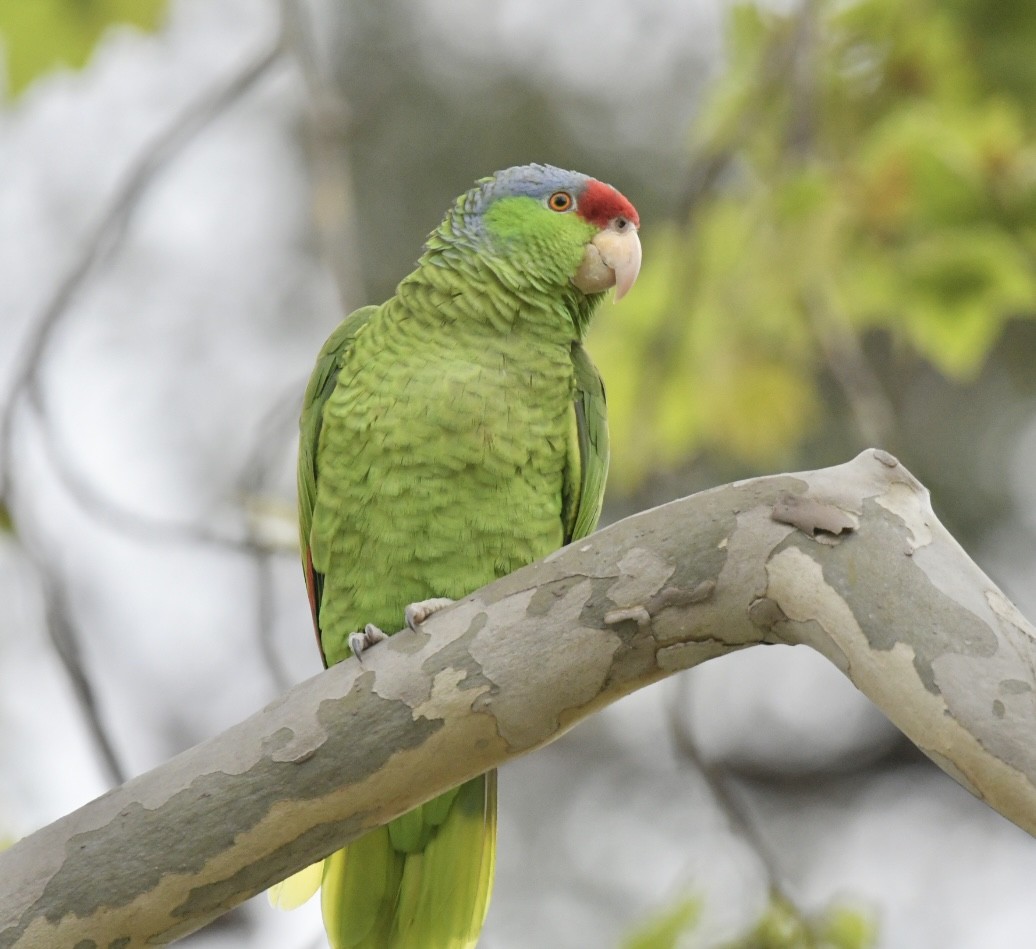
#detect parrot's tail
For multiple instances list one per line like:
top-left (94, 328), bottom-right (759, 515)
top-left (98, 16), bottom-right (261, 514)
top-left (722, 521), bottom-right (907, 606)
top-left (270, 771), bottom-right (497, 949)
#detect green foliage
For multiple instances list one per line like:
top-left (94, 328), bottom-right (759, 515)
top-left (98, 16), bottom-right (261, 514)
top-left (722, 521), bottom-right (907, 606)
top-left (0, 0), bottom-right (166, 98)
top-left (722, 893), bottom-right (877, 949)
top-left (816, 904), bottom-right (878, 949)
top-left (621, 892), bottom-right (873, 949)
top-left (591, 0), bottom-right (1036, 489)
top-left (623, 896), bottom-right (700, 949)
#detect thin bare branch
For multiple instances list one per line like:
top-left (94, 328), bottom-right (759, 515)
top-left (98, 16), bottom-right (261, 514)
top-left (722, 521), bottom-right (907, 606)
top-left (676, 0), bottom-right (814, 220)
top-left (24, 383), bottom-right (296, 553)
top-left (803, 287), bottom-right (898, 448)
top-left (237, 389), bottom-right (306, 692)
top-left (0, 36), bottom-right (284, 501)
top-left (280, 0), bottom-right (365, 310)
top-left (666, 680), bottom-right (796, 906)
top-left (40, 569), bottom-right (126, 785)
top-left (0, 30), bottom-right (288, 801)
top-left (0, 27), bottom-right (305, 576)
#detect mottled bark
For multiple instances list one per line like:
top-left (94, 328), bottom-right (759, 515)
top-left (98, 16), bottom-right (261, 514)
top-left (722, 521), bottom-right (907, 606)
top-left (1, 449), bottom-right (1033, 947)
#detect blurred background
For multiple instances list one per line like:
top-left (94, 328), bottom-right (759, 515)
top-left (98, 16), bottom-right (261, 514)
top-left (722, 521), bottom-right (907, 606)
top-left (1, 0), bottom-right (1035, 946)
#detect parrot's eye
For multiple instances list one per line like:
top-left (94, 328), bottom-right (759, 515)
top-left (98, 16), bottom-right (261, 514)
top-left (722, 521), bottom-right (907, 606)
top-left (548, 191), bottom-right (574, 212)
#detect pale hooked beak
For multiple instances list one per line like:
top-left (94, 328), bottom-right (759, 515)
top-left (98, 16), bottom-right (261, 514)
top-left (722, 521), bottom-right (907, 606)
top-left (572, 220), bottom-right (642, 301)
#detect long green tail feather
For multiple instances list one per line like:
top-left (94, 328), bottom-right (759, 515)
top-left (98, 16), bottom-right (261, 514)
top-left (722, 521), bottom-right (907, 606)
top-left (317, 772), bottom-right (496, 949)
top-left (268, 860), bottom-right (324, 911)
top-left (389, 785), bottom-right (461, 852)
top-left (322, 824), bottom-right (406, 948)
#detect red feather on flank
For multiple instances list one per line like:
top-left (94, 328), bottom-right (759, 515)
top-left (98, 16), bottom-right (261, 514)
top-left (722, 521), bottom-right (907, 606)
top-left (576, 179), bottom-right (640, 229)
top-left (304, 547), bottom-right (328, 666)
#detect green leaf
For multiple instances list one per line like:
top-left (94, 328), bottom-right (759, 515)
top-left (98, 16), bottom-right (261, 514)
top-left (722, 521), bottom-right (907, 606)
top-left (896, 227), bottom-right (1035, 376)
top-left (623, 896), bottom-right (700, 949)
top-left (724, 894), bottom-right (814, 948)
top-left (0, 0), bottom-right (167, 98)
top-left (721, 893), bottom-right (878, 949)
top-left (816, 904), bottom-right (879, 949)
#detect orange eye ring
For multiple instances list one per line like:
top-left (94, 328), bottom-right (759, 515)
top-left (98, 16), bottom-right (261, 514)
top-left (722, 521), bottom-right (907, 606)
top-left (548, 191), bottom-right (574, 212)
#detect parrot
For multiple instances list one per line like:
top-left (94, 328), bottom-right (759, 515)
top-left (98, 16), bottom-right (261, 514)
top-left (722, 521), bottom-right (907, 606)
top-left (270, 163), bottom-right (641, 949)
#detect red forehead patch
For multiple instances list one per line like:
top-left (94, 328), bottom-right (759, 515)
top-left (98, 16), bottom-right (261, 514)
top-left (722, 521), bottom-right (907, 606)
top-left (577, 179), bottom-right (640, 229)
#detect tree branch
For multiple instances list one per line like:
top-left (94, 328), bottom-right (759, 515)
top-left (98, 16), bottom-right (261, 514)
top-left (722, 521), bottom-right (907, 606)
top-left (0, 449), bottom-right (1033, 947)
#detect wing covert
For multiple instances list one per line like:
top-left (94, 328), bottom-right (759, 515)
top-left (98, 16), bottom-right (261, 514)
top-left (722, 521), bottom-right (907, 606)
top-left (562, 341), bottom-right (610, 545)
top-left (297, 305), bottom-right (378, 665)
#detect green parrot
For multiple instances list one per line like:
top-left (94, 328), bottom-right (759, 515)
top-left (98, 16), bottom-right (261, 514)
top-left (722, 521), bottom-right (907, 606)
top-left (272, 163), bottom-right (641, 948)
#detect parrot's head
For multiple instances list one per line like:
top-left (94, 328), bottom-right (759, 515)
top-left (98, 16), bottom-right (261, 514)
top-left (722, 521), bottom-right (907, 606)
top-left (438, 164), bottom-right (641, 306)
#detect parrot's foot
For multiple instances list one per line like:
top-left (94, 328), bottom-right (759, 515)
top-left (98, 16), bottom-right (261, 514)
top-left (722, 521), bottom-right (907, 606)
top-left (405, 597), bottom-right (455, 632)
top-left (348, 623), bottom-right (388, 662)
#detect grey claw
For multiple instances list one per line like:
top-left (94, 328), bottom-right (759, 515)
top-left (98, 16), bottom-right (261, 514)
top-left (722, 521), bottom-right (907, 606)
top-left (348, 623), bottom-right (388, 662)
top-left (404, 597), bottom-right (455, 632)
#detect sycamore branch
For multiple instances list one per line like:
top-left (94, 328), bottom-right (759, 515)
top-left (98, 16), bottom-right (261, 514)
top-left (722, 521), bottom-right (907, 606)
top-left (1, 449), bottom-right (1033, 947)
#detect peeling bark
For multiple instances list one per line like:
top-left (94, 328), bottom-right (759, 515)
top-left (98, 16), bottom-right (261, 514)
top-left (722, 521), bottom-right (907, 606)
top-left (0, 449), bottom-right (1033, 947)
